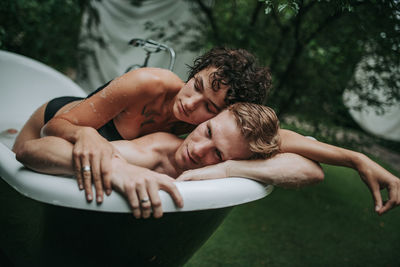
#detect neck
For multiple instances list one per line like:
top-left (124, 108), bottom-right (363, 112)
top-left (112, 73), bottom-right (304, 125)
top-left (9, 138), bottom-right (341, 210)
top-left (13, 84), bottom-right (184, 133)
top-left (162, 94), bottom-right (179, 125)
top-left (155, 138), bottom-right (185, 178)
top-left (167, 148), bottom-right (186, 178)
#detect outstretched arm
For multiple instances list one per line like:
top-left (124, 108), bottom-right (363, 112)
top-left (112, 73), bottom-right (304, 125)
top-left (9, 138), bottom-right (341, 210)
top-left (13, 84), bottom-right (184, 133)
top-left (177, 152), bottom-right (325, 188)
top-left (279, 129), bottom-right (400, 215)
top-left (15, 136), bottom-right (183, 218)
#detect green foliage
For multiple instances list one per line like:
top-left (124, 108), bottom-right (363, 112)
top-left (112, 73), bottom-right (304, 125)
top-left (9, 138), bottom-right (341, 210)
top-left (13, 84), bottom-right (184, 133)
top-left (0, 0), bottom-right (92, 72)
top-left (190, 0), bottom-right (400, 129)
top-left (186, 164), bottom-right (400, 266)
top-left (1, 0), bottom-right (398, 133)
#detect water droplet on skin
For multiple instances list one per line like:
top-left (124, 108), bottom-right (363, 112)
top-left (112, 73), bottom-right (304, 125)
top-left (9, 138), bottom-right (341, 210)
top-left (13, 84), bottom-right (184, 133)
top-left (100, 88), bottom-right (108, 99)
top-left (89, 102), bottom-right (97, 113)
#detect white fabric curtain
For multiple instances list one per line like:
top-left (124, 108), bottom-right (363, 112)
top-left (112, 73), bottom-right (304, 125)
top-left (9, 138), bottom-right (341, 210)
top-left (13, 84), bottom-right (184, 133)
top-left (77, 0), bottom-right (199, 92)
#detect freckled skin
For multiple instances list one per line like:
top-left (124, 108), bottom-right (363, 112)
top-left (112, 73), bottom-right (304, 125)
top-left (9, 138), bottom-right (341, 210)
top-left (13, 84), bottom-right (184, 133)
top-left (41, 67), bottom-right (227, 140)
top-left (14, 67), bottom-right (229, 152)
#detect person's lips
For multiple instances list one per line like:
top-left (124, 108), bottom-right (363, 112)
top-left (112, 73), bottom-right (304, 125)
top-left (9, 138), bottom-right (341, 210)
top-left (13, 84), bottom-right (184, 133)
top-left (180, 100), bottom-right (189, 117)
top-left (186, 145), bottom-right (197, 165)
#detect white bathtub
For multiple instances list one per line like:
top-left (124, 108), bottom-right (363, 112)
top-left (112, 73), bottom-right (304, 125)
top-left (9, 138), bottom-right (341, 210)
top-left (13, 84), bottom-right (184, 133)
top-left (0, 50), bottom-right (273, 266)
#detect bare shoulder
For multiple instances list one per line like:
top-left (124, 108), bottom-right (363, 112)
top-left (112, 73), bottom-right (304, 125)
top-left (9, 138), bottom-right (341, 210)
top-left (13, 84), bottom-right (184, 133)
top-left (112, 132), bottom-right (180, 157)
top-left (139, 133), bottom-right (181, 158)
top-left (121, 68), bottom-right (183, 96)
top-left (146, 132), bottom-right (182, 149)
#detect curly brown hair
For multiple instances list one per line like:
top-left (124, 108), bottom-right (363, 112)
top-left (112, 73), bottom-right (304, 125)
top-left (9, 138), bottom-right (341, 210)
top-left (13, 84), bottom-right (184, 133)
top-left (187, 47), bottom-right (271, 105)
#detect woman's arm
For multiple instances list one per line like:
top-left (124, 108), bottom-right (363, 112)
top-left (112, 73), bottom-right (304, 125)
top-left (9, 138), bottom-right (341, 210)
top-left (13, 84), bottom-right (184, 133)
top-left (41, 68), bottom-right (176, 203)
top-left (279, 129), bottom-right (400, 215)
top-left (42, 68), bottom-right (169, 140)
top-left (15, 136), bottom-right (183, 218)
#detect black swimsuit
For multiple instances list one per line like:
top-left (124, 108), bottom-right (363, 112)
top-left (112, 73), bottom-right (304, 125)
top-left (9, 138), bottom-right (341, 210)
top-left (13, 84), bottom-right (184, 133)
top-left (43, 81), bottom-right (123, 141)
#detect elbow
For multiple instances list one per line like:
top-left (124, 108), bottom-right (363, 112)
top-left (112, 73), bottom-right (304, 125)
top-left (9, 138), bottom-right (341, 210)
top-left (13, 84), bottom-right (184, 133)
top-left (15, 141), bottom-right (30, 165)
top-left (40, 120), bottom-right (53, 137)
top-left (301, 161), bottom-right (324, 185)
top-left (310, 163), bottom-right (325, 184)
top-left (15, 141), bottom-right (38, 170)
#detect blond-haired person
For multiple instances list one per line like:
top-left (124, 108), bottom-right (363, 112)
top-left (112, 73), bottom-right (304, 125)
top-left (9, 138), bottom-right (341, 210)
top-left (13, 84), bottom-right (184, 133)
top-left (17, 103), bottom-right (324, 218)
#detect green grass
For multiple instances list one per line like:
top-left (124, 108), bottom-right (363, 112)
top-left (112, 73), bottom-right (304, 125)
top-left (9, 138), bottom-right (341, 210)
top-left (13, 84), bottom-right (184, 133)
top-left (184, 164), bottom-right (400, 267)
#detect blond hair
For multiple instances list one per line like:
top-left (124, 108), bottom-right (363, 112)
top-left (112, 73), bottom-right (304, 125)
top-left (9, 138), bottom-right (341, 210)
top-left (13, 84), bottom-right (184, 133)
top-left (228, 103), bottom-right (280, 159)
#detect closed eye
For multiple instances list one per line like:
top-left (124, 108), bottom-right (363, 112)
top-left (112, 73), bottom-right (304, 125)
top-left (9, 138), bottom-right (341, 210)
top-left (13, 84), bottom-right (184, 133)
top-left (194, 77), bottom-right (202, 92)
top-left (206, 103), bottom-right (218, 114)
top-left (215, 149), bottom-right (222, 161)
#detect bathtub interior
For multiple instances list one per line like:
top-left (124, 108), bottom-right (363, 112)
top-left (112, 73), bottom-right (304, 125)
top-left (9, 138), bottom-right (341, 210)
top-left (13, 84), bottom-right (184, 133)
top-left (0, 50), bottom-right (273, 214)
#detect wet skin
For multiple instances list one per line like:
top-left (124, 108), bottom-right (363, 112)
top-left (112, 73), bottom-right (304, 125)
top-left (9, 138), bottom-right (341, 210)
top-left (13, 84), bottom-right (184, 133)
top-left (13, 67), bottom-right (231, 204)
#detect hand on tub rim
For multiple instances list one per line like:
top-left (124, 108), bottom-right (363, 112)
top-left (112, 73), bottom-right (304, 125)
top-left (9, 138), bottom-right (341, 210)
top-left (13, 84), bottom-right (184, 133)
top-left (72, 127), bottom-right (116, 203)
top-left (110, 155), bottom-right (183, 219)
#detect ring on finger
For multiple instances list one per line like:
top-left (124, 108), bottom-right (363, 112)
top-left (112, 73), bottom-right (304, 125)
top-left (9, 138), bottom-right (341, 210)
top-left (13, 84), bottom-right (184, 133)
top-left (83, 165), bottom-right (91, 172)
top-left (140, 197), bottom-right (150, 204)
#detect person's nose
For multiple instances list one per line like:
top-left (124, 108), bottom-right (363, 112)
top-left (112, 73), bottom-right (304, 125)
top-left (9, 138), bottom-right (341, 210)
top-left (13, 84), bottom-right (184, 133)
top-left (185, 93), bottom-right (203, 112)
top-left (192, 139), bottom-right (211, 163)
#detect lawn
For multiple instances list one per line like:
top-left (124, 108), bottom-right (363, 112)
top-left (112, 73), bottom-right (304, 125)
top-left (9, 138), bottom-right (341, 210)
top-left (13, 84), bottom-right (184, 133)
top-left (185, 163), bottom-right (400, 267)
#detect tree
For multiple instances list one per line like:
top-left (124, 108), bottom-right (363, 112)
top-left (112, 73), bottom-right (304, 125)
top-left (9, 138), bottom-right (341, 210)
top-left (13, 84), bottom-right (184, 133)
top-left (0, 0), bottom-right (97, 73)
top-left (190, 0), bottom-right (400, 129)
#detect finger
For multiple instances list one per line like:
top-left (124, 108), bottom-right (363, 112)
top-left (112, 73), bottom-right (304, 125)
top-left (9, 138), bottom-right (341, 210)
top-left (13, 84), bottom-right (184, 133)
top-left (148, 181), bottom-right (163, 219)
top-left (379, 200), bottom-right (395, 215)
top-left (370, 184), bottom-right (383, 214)
top-left (73, 151), bottom-right (84, 190)
top-left (81, 157), bottom-right (93, 202)
top-left (101, 155), bottom-right (112, 196)
top-left (91, 153), bottom-right (103, 203)
top-left (395, 188), bottom-right (400, 213)
top-left (379, 182), bottom-right (398, 215)
top-left (137, 182), bottom-right (151, 219)
top-left (160, 180), bottom-right (183, 208)
top-left (176, 174), bottom-right (189, 181)
top-left (125, 184), bottom-right (141, 219)
top-left (176, 171), bottom-right (198, 181)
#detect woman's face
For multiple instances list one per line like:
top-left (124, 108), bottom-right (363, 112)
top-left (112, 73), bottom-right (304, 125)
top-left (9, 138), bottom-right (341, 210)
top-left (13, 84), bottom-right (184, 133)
top-left (172, 67), bottom-right (228, 125)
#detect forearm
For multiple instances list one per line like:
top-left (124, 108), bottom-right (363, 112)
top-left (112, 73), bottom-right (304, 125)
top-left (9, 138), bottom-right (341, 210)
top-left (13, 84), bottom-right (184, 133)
top-left (15, 136), bottom-right (75, 175)
top-left (279, 129), bottom-right (361, 169)
top-left (225, 153), bottom-right (324, 187)
top-left (278, 130), bottom-right (400, 215)
top-left (41, 117), bottom-right (93, 143)
top-left (178, 153), bottom-right (324, 188)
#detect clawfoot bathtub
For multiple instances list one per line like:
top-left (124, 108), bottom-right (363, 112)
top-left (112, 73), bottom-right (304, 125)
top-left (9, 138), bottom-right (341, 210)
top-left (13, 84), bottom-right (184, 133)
top-left (0, 50), bottom-right (273, 267)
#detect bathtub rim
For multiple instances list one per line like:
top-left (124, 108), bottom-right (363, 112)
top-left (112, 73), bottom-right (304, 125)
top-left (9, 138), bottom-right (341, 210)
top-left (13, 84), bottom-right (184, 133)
top-left (0, 49), bottom-right (273, 214)
top-left (0, 142), bottom-right (273, 213)
top-left (0, 50), bottom-right (85, 98)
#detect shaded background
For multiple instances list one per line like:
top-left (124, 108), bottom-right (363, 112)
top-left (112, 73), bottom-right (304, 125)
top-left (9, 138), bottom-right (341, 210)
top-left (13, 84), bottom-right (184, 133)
top-left (1, 0), bottom-right (399, 266)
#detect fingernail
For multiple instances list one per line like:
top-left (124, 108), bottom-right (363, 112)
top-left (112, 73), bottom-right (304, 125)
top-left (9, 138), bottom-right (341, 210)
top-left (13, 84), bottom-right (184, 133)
top-left (79, 185), bottom-right (83, 190)
top-left (97, 196), bottom-right (102, 202)
top-left (106, 189), bottom-right (112, 195)
top-left (87, 194), bottom-right (92, 201)
top-left (375, 205), bottom-right (380, 211)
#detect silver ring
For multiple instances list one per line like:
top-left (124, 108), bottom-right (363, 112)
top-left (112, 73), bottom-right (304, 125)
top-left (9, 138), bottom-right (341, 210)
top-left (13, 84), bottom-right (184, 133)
top-left (82, 165), bottom-right (91, 172)
top-left (140, 198), bottom-right (150, 204)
